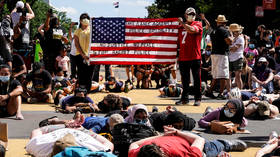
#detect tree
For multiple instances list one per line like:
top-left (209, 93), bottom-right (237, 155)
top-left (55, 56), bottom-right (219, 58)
top-left (147, 0), bottom-right (280, 36)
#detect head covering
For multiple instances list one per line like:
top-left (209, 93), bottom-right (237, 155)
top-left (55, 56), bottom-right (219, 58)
top-left (51, 133), bottom-right (77, 156)
top-left (219, 99), bottom-right (245, 124)
top-left (16, 1), bottom-right (24, 9)
top-left (166, 111), bottom-right (185, 125)
top-left (125, 104), bottom-right (151, 126)
top-left (258, 57), bottom-right (268, 62)
top-left (108, 114), bottom-right (124, 130)
top-left (229, 23), bottom-right (242, 32)
top-left (257, 101), bottom-right (270, 116)
top-left (185, 7), bottom-right (196, 14)
top-left (228, 87), bottom-right (241, 99)
top-left (215, 15), bottom-right (228, 23)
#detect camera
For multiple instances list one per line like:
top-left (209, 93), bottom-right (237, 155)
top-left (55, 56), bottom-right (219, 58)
top-left (74, 22), bottom-right (79, 25)
top-left (48, 8), bottom-right (53, 14)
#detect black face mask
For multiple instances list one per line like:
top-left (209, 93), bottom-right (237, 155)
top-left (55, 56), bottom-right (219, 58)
top-left (20, 21), bottom-right (27, 29)
top-left (50, 18), bottom-right (59, 28)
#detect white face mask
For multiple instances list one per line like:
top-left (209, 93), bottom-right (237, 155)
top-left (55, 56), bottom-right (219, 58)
top-left (187, 15), bottom-right (195, 22)
top-left (81, 19), bottom-right (89, 26)
top-left (224, 109), bottom-right (235, 118)
top-left (56, 76), bottom-right (64, 81)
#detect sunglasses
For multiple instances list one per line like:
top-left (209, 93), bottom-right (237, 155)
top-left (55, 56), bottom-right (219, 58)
top-left (224, 104), bottom-right (237, 113)
top-left (186, 13), bottom-right (196, 16)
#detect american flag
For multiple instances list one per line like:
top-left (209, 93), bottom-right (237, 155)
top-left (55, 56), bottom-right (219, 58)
top-left (89, 17), bottom-right (179, 65)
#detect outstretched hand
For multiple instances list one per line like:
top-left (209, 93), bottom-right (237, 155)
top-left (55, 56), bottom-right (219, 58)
top-left (163, 125), bottom-right (178, 136)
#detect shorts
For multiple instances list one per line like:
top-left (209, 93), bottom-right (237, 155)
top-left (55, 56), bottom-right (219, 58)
top-left (211, 54), bottom-right (229, 79)
top-left (229, 58), bottom-right (243, 72)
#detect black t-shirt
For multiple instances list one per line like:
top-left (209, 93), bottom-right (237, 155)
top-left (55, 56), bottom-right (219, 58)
top-left (0, 36), bottom-right (12, 65)
top-left (0, 79), bottom-right (21, 95)
top-left (266, 55), bottom-right (276, 71)
top-left (13, 27), bottom-right (30, 50)
top-left (210, 25), bottom-right (230, 55)
top-left (260, 39), bottom-right (274, 49)
top-left (26, 70), bottom-right (52, 92)
top-left (12, 54), bottom-right (25, 73)
top-left (43, 26), bottom-right (65, 58)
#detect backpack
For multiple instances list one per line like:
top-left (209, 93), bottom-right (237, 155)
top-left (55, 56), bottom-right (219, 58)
top-left (54, 146), bottom-right (116, 157)
top-left (112, 123), bottom-right (158, 157)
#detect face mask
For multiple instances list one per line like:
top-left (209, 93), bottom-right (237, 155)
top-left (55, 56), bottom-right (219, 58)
top-left (269, 35), bottom-right (273, 40)
top-left (0, 75), bottom-right (10, 83)
top-left (260, 63), bottom-right (267, 69)
top-left (205, 51), bottom-right (211, 56)
top-left (81, 19), bottom-right (89, 26)
top-left (56, 76), bottom-right (64, 81)
top-left (187, 15), bottom-right (195, 22)
top-left (224, 109), bottom-right (235, 118)
top-left (249, 44), bottom-right (255, 49)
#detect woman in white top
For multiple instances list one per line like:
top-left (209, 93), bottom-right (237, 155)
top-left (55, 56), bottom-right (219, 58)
top-left (229, 24), bottom-right (245, 89)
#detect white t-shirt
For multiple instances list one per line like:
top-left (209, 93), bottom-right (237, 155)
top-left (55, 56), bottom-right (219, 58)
top-left (11, 12), bottom-right (30, 29)
top-left (229, 36), bottom-right (244, 62)
top-left (25, 128), bottom-right (109, 157)
top-left (70, 40), bottom-right (77, 56)
top-left (56, 56), bottom-right (70, 71)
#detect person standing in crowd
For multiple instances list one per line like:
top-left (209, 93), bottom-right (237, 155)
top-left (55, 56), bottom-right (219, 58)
top-left (11, 1), bottom-right (35, 28)
top-left (68, 22), bottom-right (78, 79)
top-left (0, 64), bottom-right (24, 120)
top-left (200, 13), bottom-right (211, 55)
top-left (228, 24), bottom-right (245, 89)
top-left (74, 13), bottom-right (94, 92)
top-left (205, 15), bottom-right (233, 99)
top-left (176, 7), bottom-right (203, 106)
top-left (0, 35), bottom-right (12, 68)
top-left (42, 10), bottom-right (68, 76)
top-left (244, 39), bottom-right (258, 68)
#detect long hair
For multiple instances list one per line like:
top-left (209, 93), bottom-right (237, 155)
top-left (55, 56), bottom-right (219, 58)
top-left (138, 143), bottom-right (167, 157)
top-left (219, 99), bottom-right (245, 125)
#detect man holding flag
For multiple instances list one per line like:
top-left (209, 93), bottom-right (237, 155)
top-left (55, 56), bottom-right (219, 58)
top-left (176, 7), bottom-right (203, 106)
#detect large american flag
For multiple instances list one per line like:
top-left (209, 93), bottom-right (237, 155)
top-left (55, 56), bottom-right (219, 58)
top-left (89, 17), bottom-right (179, 65)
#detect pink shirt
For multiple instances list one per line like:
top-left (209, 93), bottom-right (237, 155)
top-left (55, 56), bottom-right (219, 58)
top-left (56, 56), bottom-right (70, 71)
top-left (244, 47), bottom-right (258, 66)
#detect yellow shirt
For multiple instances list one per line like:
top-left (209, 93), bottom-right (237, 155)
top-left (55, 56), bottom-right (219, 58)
top-left (74, 27), bottom-right (90, 55)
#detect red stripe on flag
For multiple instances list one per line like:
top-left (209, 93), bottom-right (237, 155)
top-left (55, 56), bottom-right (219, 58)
top-left (126, 25), bottom-right (179, 29)
top-left (90, 47), bottom-right (177, 51)
top-left (90, 54), bottom-right (176, 59)
top-left (126, 18), bottom-right (178, 22)
top-left (125, 32), bottom-right (178, 37)
top-left (90, 61), bottom-right (176, 65)
top-left (125, 40), bottom-right (177, 44)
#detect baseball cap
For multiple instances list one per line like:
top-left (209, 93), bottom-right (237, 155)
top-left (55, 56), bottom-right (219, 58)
top-left (185, 7), bottom-right (196, 15)
top-left (257, 101), bottom-right (270, 116)
top-left (51, 133), bottom-right (77, 156)
top-left (16, 1), bottom-right (24, 9)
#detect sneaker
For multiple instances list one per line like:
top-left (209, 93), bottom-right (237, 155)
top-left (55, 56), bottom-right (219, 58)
top-left (225, 139), bottom-right (247, 151)
top-left (205, 91), bottom-right (216, 99)
top-left (193, 100), bottom-right (201, 106)
top-left (269, 131), bottom-right (278, 140)
top-left (152, 106), bottom-right (158, 113)
top-left (202, 106), bottom-right (213, 117)
top-left (46, 94), bottom-right (54, 103)
top-left (217, 93), bottom-right (226, 100)
top-left (175, 100), bottom-right (189, 105)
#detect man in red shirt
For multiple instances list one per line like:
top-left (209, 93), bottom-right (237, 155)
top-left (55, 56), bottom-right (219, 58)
top-left (128, 126), bottom-right (205, 157)
top-left (176, 7), bottom-right (203, 106)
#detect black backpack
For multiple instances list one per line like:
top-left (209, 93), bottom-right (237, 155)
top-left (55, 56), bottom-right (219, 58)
top-left (112, 123), bottom-right (157, 157)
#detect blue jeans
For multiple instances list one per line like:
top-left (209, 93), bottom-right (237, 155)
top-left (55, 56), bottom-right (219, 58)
top-left (203, 140), bottom-right (230, 157)
top-left (252, 80), bottom-right (274, 94)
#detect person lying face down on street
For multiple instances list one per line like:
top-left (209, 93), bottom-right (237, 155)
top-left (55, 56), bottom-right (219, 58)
top-left (125, 104), bottom-right (152, 127)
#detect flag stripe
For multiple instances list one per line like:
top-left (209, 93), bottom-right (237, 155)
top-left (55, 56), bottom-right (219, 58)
top-left (91, 43), bottom-right (177, 48)
top-left (126, 18), bottom-right (178, 22)
top-left (90, 51), bottom-right (176, 56)
top-left (125, 36), bottom-right (177, 41)
top-left (125, 28), bottom-right (178, 33)
top-left (90, 58), bottom-right (177, 63)
top-left (125, 32), bottom-right (178, 37)
top-left (89, 61), bottom-right (176, 65)
top-left (90, 54), bottom-right (176, 59)
top-left (125, 40), bottom-right (177, 44)
top-left (126, 21), bottom-right (179, 26)
top-left (126, 25), bottom-right (179, 29)
top-left (90, 47), bottom-right (177, 51)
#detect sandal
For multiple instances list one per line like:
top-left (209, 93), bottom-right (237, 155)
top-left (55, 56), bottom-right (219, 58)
top-left (39, 116), bottom-right (58, 128)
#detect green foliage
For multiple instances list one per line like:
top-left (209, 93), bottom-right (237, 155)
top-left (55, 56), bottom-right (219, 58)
top-left (145, 3), bottom-right (168, 18)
